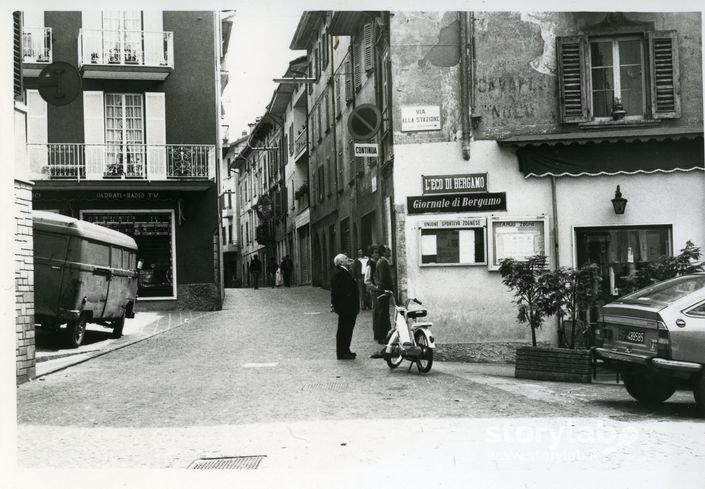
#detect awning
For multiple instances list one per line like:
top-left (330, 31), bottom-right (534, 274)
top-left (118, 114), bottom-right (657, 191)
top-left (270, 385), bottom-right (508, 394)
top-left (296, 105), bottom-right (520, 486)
top-left (497, 126), bottom-right (704, 178)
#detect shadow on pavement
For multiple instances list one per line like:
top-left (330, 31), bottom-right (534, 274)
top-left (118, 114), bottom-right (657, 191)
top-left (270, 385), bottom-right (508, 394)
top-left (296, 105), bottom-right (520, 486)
top-left (592, 398), bottom-right (703, 421)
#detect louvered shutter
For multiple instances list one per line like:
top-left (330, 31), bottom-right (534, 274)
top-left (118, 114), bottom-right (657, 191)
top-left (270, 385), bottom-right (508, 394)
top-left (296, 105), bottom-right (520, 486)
top-left (83, 91), bottom-right (105, 179)
top-left (556, 35), bottom-right (590, 123)
top-left (648, 30), bottom-right (681, 119)
top-left (13, 12), bottom-right (22, 101)
top-left (145, 92), bottom-right (167, 179)
top-left (354, 42), bottom-right (362, 91)
top-left (345, 58), bottom-right (353, 102)
top-left (363, 23), bottom-right (374, 72)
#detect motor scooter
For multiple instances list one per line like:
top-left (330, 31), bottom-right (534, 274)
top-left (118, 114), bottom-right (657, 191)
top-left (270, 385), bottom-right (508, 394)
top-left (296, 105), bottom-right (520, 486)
top-left (377, 290), bottom-right (435, 373)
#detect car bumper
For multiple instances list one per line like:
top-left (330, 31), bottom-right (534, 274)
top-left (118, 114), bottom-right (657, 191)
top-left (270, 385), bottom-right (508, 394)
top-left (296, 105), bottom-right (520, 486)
top-left (593, 347), bottom-right (702, 374)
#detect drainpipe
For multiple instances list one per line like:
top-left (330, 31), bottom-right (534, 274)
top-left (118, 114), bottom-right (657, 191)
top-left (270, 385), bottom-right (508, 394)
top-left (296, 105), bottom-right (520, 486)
top-left (551, 175), bottom-right (559, 269)
top-left (459, 12), bottom-right (472, 161)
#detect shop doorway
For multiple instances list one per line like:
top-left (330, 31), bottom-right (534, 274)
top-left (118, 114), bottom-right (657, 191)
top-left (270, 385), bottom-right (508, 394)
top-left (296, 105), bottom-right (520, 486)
top-left (360, 211), bottom-right (376, 252)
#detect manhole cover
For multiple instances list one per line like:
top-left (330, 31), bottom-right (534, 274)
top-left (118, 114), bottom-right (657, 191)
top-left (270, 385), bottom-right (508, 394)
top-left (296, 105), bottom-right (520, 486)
top-left (187, 455), bottom-right (266, 470)
top-left (301, 382), bottom-right (350, 392)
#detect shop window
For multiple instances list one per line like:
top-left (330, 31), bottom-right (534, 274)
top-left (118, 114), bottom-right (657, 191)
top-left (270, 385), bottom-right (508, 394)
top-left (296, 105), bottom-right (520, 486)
top-left (83, 211), bottom-right (175, 299)
top-left (575, 225), bottom-right (672, 298)
top-left (419, 219), bottom-right (486, 266)
top-left (557, 30), bottom-right (680, 123)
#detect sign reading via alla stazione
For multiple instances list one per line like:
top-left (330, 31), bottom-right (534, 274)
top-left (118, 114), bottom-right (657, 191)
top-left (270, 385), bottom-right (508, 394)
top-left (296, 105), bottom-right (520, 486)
top-left (423, 173), bottom-right (488, 194)
top-left (401, 105), bottom-right (441, 132)
top-left (407, 193), bottom-right (507, 215)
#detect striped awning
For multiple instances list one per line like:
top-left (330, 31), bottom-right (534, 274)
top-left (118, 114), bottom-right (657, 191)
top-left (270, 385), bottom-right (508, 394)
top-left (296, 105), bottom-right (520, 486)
top-left (497, 126), bottom-right (704, 178)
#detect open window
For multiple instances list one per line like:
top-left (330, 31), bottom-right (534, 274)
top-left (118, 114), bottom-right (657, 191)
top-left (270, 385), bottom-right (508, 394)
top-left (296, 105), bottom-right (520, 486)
top-left (557, 29), bottom-right (680, 123)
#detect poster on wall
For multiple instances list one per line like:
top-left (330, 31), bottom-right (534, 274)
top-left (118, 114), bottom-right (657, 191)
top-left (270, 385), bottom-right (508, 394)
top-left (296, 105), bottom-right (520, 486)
top-left (488, 216), bottom-right (549, 270)
top-left (418, 216), bottom-right (486, 266)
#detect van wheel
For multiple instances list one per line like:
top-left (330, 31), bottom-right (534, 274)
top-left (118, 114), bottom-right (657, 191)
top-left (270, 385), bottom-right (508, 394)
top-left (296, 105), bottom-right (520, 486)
top-left (65, 318), bottom-right (87, 348)
top-left (623, 372), bottom-right (676, 404)
top-left (111, 316), bottom-right (125, 338)
top-left (693, 373), bottom-right (705, 418)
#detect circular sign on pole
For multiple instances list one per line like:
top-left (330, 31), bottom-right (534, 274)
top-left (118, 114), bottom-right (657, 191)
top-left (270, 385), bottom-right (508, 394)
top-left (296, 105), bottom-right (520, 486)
top-left (37, 61), bottom-right (82, 106)
top-left (347, 103), bottom-right (382, 141)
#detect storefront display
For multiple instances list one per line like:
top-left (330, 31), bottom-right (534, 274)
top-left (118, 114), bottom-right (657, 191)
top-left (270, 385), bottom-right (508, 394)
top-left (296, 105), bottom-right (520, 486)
top-left (82, 210), bottom-right (176, 299)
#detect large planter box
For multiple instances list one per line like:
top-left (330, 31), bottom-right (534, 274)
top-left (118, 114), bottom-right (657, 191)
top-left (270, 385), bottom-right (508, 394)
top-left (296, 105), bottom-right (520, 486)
top-left (514, 346), bottom-right (592, 383)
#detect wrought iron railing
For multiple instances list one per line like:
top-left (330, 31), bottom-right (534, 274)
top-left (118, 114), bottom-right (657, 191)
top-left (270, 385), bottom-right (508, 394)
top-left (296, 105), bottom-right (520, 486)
top-left (78, 29), bottom-right (174, 68)
top-left (28, 143), bottom-right (215, 180)
top-left (22, 27), bottom-right (52, 64)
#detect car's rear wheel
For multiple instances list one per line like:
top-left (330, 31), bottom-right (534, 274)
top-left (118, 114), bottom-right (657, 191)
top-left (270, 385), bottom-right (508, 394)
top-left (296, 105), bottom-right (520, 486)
top-left (110, 315), bottom-right (125, 339)
top-left (693, 372), bottom-right (705, 418)
top-left (65, 318), bottom-right (87, 348)
top-left (623, 372), bottom-right (676, 404)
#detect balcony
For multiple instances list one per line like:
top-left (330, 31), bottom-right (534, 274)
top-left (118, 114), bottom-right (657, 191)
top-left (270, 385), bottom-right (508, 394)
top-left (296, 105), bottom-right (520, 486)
top-left (220, 192), bottom-right (234, 217)
top-left (294, 128), bottom-right (308, 160)
top-left (29, 143), bottom-right (215, 182)
top-left (22, 27), bottom-right (52, 77)
top-left (78, 29), bottom-right (174, 80)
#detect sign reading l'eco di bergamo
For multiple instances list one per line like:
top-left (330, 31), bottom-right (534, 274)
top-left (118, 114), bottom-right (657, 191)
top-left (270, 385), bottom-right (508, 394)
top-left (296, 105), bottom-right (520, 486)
top-left (423, 173), bottom-right (487, 194)
top-left (407, 193), bottom-right (507, 215)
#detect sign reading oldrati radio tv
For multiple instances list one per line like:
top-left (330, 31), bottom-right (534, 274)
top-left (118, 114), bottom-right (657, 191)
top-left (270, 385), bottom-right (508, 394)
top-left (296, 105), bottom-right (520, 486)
top-left (401, 105), bottom-right (441, 132)
top-left (423, 173), bottom-right (488, 194)
top-left (354, 143), bottom-right (379, 158)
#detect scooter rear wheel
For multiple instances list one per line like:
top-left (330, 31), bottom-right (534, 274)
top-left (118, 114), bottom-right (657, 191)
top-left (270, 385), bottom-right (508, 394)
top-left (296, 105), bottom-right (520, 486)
top-left (414, 330), bottom-right (433, 373)
top-left (385, 342), bottom-right (403, 369)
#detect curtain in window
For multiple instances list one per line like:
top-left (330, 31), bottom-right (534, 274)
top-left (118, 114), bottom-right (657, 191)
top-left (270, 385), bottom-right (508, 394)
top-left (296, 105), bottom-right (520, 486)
top-left (103, 11), bottom-right (141, 64)
top-left (105, 93), bottom-right (144, 177)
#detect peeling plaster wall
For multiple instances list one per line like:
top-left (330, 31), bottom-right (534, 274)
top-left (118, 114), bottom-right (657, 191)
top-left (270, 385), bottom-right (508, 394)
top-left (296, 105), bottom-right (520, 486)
top-left (473, 11), bottom-right (703, 139)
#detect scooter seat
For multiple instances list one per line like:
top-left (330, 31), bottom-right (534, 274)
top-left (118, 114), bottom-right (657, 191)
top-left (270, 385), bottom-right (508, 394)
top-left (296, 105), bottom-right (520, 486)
top-left (406, 309), bottom-right (427, 318)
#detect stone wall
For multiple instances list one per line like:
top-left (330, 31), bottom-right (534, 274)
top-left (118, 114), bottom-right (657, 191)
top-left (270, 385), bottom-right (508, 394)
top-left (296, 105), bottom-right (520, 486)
top-left (176, 283), bottom-right (221, 311)
top-left (15, 180), bottom-right (35, 384)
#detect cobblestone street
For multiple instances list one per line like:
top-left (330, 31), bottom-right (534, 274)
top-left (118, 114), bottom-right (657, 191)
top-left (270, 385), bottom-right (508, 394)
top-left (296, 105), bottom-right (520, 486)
top-left (14, 287), bottom-right (705, 487)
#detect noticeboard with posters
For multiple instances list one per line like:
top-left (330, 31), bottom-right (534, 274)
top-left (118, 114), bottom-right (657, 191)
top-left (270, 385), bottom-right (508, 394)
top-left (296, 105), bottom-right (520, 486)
top-left (487, 215), bottom-right (549, 270)
top-left (418, 216), bottom-right (487, 266)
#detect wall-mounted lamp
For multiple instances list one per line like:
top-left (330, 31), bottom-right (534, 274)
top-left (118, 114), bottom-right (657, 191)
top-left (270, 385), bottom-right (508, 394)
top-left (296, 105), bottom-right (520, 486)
top-left (611, 185), bottom-right (628, 215)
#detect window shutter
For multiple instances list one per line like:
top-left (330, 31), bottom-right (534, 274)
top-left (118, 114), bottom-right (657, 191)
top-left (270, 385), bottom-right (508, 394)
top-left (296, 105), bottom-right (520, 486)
top-left (345, 58), bottom-right (353, 102)
top-left (363, 22), bottom-right (374, 72)
top-left (83, 91), bottom-right (105, 178)
top-left (556, 35), bottom-right (589, 123)
top-left (81, 11), bottom-right (103, 65)
top-left (145, 92), bottom-right (167, 179)
top-left (27, 90), bottom-right (47, 176)
top-left (354, 43), bottom-right (362, 91)
top-left (13, 12), bottom-right (22, 101)
top-left (648, 30), bottom-right (681, 119)
top-left (143, 11), bottom-right (164, 66)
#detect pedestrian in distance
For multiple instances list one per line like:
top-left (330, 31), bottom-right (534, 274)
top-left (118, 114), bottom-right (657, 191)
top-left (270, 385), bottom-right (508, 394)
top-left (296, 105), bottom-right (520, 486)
top-left (364, 244), bottom-right (378, 332)
top-left (281, 255), bottom-right (293, 287)
top-left (352, 248), bottom-right (370, 311)
top-left (330, 253), bottom-right (359, 360)
top-left (250, 255), bottom-right (262, 290)
top-left (267, 256), bottom-right (277, 288)
top-left (370, 244), bottom-right (394, 358)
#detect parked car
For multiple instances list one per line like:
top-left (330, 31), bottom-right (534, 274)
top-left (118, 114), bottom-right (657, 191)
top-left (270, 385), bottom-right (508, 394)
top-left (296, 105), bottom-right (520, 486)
top-left (593, 273), bottom-right (705, 416)
top-left (33, 211), bottom-right (139, 348)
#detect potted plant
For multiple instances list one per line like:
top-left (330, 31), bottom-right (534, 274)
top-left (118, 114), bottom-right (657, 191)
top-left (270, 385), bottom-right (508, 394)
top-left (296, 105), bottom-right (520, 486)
top-left (500, 255), bottom-right (599, 383)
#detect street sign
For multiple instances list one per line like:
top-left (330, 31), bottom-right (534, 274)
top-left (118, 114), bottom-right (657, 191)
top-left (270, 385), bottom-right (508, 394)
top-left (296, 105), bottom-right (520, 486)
top-left (348, 103), bottom-right (381, 141)
top-left (37, 61), bottom-right (82, 106)
top-left (353, 143), bottom-right (379, 158)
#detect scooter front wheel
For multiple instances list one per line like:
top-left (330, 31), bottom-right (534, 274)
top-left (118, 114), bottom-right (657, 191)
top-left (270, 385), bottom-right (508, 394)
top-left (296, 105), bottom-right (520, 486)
top-left (414, 330), bottom-right (433, 373)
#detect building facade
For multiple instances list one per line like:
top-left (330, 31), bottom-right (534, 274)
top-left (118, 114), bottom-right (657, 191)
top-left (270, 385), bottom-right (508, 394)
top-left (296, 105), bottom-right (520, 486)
top-left (390, 11), bottom-right (704, 360)
top-left (291, 11), bottom-right (394, 289)
top-left (24, 10), bottom-right (229, 311)
top-left (14, 12), bottom-right (36, 384)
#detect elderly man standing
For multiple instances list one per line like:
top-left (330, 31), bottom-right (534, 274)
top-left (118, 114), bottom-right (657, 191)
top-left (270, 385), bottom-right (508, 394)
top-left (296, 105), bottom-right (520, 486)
top-left (330, 253), bottom-right (360, 360)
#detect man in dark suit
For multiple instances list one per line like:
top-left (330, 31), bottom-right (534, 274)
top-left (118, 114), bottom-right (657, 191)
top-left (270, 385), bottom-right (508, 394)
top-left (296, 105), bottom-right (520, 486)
top-left (330, 253), bottom-right (359, 360)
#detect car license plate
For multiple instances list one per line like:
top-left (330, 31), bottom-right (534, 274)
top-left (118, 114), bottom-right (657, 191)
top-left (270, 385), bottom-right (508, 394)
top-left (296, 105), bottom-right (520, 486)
top-left (619, 329), bottom-right (645, 344)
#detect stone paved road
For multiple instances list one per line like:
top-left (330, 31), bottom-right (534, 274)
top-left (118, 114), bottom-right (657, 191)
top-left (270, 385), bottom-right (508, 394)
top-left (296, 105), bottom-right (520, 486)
top-left (12, 287), bottom-right (705, 487)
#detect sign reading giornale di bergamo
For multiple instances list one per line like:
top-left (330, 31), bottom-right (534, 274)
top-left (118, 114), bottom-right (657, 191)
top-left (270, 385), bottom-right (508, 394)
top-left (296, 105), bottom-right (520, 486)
top-left (407, 193), bottom-right (507, 214)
